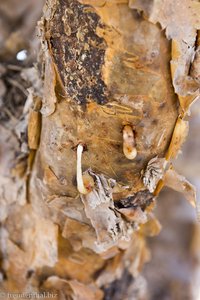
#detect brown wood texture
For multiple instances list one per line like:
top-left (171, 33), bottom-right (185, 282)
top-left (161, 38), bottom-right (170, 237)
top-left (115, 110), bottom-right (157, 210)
top-left (0, 0), bottom-right (199, 299)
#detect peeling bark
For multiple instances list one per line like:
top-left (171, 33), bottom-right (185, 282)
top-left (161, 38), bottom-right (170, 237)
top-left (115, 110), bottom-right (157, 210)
top-left (0, 0), bottom-right (200, 299)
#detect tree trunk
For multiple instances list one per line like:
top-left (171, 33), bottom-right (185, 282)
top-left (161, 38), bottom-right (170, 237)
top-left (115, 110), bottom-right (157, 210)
top-left (0, 0), bottom-right (199, 299)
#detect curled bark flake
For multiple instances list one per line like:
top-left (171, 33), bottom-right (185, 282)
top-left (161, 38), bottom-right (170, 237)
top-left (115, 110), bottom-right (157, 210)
top-left (28, 97), bottom-right (42, 150)
top-left (40, 52), bottom-right (57, 116)
top-left (81, 170), bottom-right (131, 252)
top-left (163, 167), bottom-right (196, 208)
top-left (190, 30), bottom-right (200, 83)
top-left (118, 207), bottom-right (147, 224)
top-left (143, 157), bottom-right (166, 193)
top-left (165, 117), bottom-right (189, 160)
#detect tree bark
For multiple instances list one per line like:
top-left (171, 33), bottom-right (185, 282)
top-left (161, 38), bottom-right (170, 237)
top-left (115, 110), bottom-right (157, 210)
top-left (0, 0), bottom-right (199, 299)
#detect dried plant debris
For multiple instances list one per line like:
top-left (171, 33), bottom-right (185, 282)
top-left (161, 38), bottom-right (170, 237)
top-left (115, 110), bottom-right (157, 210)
top-left (0, 64), bottom-right (42, 223)
top-left (0, 63), bottom-right (42, 149)
top-left (21, 66), bottom-right (43, 96)
top-left (0, 64), bottom-right (28, 125)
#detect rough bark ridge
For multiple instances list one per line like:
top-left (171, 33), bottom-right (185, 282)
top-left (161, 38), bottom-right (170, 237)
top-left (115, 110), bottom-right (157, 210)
top-left (0, 0), bottom-right (200, 299)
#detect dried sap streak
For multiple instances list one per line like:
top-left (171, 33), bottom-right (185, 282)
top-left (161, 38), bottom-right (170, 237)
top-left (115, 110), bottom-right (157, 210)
top-left (48, 0), bottom-right (108, 105)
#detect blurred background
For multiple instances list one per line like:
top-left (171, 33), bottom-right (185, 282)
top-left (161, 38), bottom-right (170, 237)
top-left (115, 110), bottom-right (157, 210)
top-left (0, 0), bottom-right (200, 299)
top-left (0, 0), bottom-right (44, 63)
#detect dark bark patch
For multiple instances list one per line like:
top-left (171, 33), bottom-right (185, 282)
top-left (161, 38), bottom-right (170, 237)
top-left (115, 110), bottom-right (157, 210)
top-left (48, 0), bottom-right (108, 105)
top-left (115, 190), bottom-right (154, 211)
